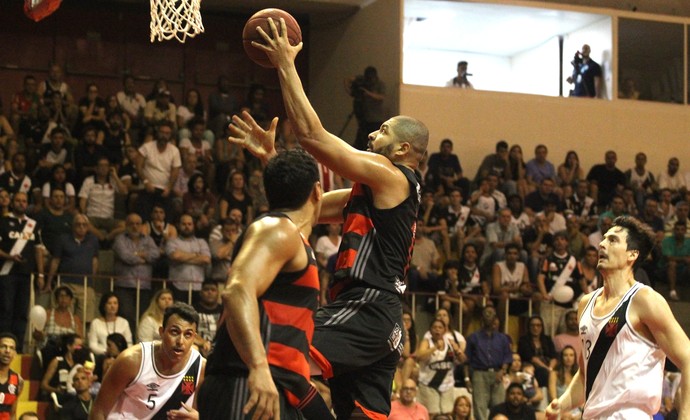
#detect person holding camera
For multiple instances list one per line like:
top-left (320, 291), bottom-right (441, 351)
top-left (345, 66), bottom-right (387, 151)
top-left (446, 61), bottom-right (474, 89)
top-left (567, 44), bottom-right (602, 98)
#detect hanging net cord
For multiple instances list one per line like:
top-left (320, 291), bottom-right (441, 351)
top-left (150, 0), bottom-right (204, 43)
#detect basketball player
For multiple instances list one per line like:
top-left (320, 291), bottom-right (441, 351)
top-left (89, 302), bottom-right (205, 420)
top-left (0, 333), bottom-right (23, 420)
top-left (545, 216), bottom-right (690, 419)
top-left (197, 150), bottom-right (333, 419)
top-left (237, 18), bottom-right (429, 418)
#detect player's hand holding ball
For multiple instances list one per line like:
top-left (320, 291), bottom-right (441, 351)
top-left (243, 8), bottom-right (302, 68)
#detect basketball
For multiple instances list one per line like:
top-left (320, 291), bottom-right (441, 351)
top-left (242, 8), bottom-right (302, 68)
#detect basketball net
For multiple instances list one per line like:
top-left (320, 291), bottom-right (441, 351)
top-left (150, 0), bottom-right (204, 43)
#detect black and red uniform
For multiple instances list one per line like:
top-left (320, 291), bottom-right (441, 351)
top-left (312, 164), bottom-right (421, 419)
top-left (0, 369), bottom-right (21, 420)
top-left (199, 213), bottom-right (332, 419)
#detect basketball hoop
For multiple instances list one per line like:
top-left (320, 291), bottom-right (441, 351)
top-left (150, 0), bottom-right (204, 43)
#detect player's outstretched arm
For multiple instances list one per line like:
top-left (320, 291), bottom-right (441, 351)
top-left (227, 111), bottom-right (279, 166)
top-left (253, 18), bottom-right (406, 194)
top-left (89, 345), bottom-right (142, 420)
top-left (221, 218), bottom-right (304, 420)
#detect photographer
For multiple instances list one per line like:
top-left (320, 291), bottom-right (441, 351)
top-left (344, 66), bottom-right (386, 151)
top-left (566, 44), bottom-right (602, 98)
top-left (446, 60), bottom-right (474, 89)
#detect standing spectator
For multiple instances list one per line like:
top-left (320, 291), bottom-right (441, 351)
top-left (115, 75), bottom-right (146, 142)
top-left (165, 214), bottom-right (211, 303)
top-left (346, 65), bottom-right (386, 151)
top-left (87, 292), bottom-right (132, 356)
top-left (193, 279), bottom-right (222, 357)
top-left (517, 315), bottom-right (558, 393)
top-left (661, 221), bottom-right (690, 301)
top-left (625, 152), bottom-right (656, 211)
top-left (427, 139), bottom-right (468, 199)
top-left (11, 74), bottom-right (41, 134)
top-left (35, 127), bottom-right (74, 190)
top-left (553, 311), bottom-right (582, 360)
top-left (0, 192), bottom-right (44, 351)
top-left (586, 150), bottom-right (627, 208)
top-left (35, 187), bottom-right (72, 258)
top-left (112, 213), bottom-right (160, 333)
top-left (76, 83), bottom-right (107, 140)
top-left (209, 217), bottom-right (240, 283)
top-left (218, 170), bottom-right (254, 225)
top-left (525, 144), bottom-right (556, 188)
top-left (488, 382), bottom-right (537, 420)
top-left (0, 153), bottom-right (35, 200)
top-left (492, 243), bottom-right (532, 327)
top-left (464, 306), bottom-right (513, 420)
top-left (78, 157), bottom-right (127, 241)
top-left (567, 44), bottom-right (602, 98)
top-left (47, 214), bottom-right (100, 322)
top-left (446, 60), bottom-right (474, 89)
top-left (144, 90), bottom-right (176, 129)
top-left (136, 121), bottom-right (181, 221)
top-left (136, 288), bottom-right (173, 342)
top-left (388, 378), bottom-right (430, 420)
top-left (658, 157), bottom-right (687, 201)
top-left (0, 333), bottom-right (24, 420)
top-left (37, 63), bottom-right (73, 109)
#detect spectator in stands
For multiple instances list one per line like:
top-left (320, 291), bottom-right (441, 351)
top-left (553, 310), bottom-right (581, 359)
top-left (464, 306), bottom-right (512, 420)
top-left (598, 194), bottom-right (628, 228)
top-left (408, 219), bottom-right (441, 293)
top-left (564, 180), bottom-right (598, 233)
top-left (115, 75), bottom-right (146, 142)
top-left (101, 332), bottom-right (127, 378)
top-left (556, 151), bottom-right (584, 197)
top-left (447, 60), bottom-right (474, 89)
top-left (219, 170), bottom-right (254, 225)
top-left (389, 378), bottom-right (430, 420)
top-left (144, 89), bottom-right (176, 130)
top-left (36, 188), bottom-right (72, 258)
top-left (87, 292), bottom-right (132, 357)
top-left (442, 245), bottom-right (488, 331)
top-left (35, 126), bottom-right (74, 189)
top-left (11, 74), bottom-right (41, 134)
top-left (419, 189), bottom-right (450, 254)
top-left (39, 333), bottom-right (83, 402)
top-left (475, 140), bottom-right (511, 196)
top-left (488, 382), bottom-right (537, 420)
top-left (505, 354), bottom-right (543, 413)
top-left (0, 109), bottom-right (15, 150)
top-left (172, 152), bottom-right (200, 211)
top-left (492, 243), bottom-right (532, 326)
top-left (0, 191), bottom-right (45, 351)
top-left (470, 177), bottom-right (499, 229)
top-left (41, 164), bottom-right (76, 214)
top-left (507, 194), bottom-right (530, 233)
top-left (522, 213), bottom-right (553, 281)
top-left (661, 221), bottom-right (690, 301)
top-left (547, 346), bottom-right (580, 420)
top-left (141, 204), bottom-right (176, 281)
top-left (625, 152), bottom-right (656, 212)
top-left (73, 125), bottom-right (106, 186)
top-left (518, 315), bottom-right (557, 394)
top-left (658, 157), bottom-right (687, 201)
top-left (440, 188), bottom-right (477, 259)
top-left (507, 145), bottom-right (528, 199)
top-left (33, 286), bottom-right (83, 348)
top-left (426, 138), bottom-right (469, 199)
top-left (0, 332), bottom-right (23, 420)
top-left (112, 212), bottom-right (159, 332)
top-left (586, 150), bottom-right (627, 208)
top-left (579, 246), bottom-right (600, 295)
top-left (38, 63), bottom-right (73, 110)
top-left (536, 231), bottom-right (584, 336)
top-left (102, 111), bottom-right (130, 167)
top-left (524, 178), bottom-right (560, 216)
top-left (208, 75), bottom-right (237, 137)
top-left (452, 395), bottom-right (473, 420)
top-left (0, 152), bottom-right (35, 200)
top-left (0, 190), bottom-right (9, 216)
top-left (565, 215), bottom-right (589, 260)
top-left (621, 186), bottom-right (638, 215)
top-left (177, 89), bottom-right (213, 142)
top-left (165, 214), bottom-right (211, 303)
top-left (136, 288), bottom-right (173, 342)
top-left (136, 121), bottom-right (181, 221)
top-left (104, 94), bottom-right (131, 134)
top-left (47, 214), bottom-right (99, 322)
top-left (482, 207), bottom-right (522, 267)
top-left (193, 279), bottom-right (222, 357)
top-left (183, 173), bottom-right (217, 238)
top-left (78, 157), bottom-right (127, 241)
top-left (179, 117), bottom-right (214, 184)
top-left (239, 83), bottom-right (271, 128)
top-left (567, 44), bottom-right (602, 98)
top-left (525, 144), bottom-right (556, 188)
top-left (76, 83), bottom-right (107, 140)
top-left (209, 217), bottom-right (239, 284)
top-left (58, 367), bottom-right (93, 419)
top-left (118, 144), bottom-right (143, 212)
top-left (587, 216), bottom-right (612, 252)
top-left (145, 79), bottom-right (174, 103)
top-left (664, 200), bottom-right (690, 238)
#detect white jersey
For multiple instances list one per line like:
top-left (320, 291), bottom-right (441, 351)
top-left (108, 342), bottom-right (204, 420)
top-left (580, 282), bottom-right (664, 420)
top-left (496, 261), bottom-right (526, 298)
top-left (417, 335), bottom-right (457, 392)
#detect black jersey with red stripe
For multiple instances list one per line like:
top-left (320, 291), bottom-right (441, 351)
top-left (331, 164), bottom-right (421, 298)
top-left (206, 212), bottom-right (321, 410)
top-left (0, 369), bottom-right (20, 420)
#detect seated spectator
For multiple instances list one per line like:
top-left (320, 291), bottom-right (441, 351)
top-left (505, 353), bottom-right (543, 414)
top-left (118, 144), bottom-right (143, 213)
top-left (474, 140), bottom-right (511, 196)
top-left (580, 246), bottom-right (601, 294)
top-left (32, 286), bottom-right (83, 349)
top-left (565, 215), bottom-right (589, 260)
top-left (588, 216), bottom-right (612, 251)
top-left (219, 171), bottom-right (254, 225)
top-left (76, 83), bottom-right (107, 140)
top-left (39, 333), bottom-right (84, 401)
top-left (47, 214), bottom-right (100, 322)
top-left (556, 151), bottom-right (584, 197)
top-left (113, 213), bottom-right (160, 332)
top-left (87, 292), bottom-right (132, 356)
top-left (104, 94), bottom-right (131, 133)
top-left (0, 153), bottom-right (36, 201)
top-left (598, 194), bottom-right (628, 227)
top-left (492, 243), bottom-right (532, 326)
top-left (115, 76), bottom-right (146, 142)
top-left (536, 197), bottom-right (566, 234)
top-left (658, 157), bottom-right (686, 202)
top-left (664, 200), bottom-right (690, 238)
top-left (78, 157), bottom-right (127, 241)
top-left (42, 164), bottom-right (76, 212)
top-left (469, 178), bottom-right (499, 229)
top-left (165, 214), bottom-right (211, 303)
top-left (488, 382), bottom-right (537, 420)
top-left (564, 180), bottom-right (598, 233)
top-left (388, 378), bottom-right (430, 420)
top-left (172, 152), bottom-right (200, 213)
top-left (239, 83), bottom-right (271, 127)
top-left (524, 178), bottom-right (560, 216)
top-left (507, 144), bottom-right (528, 199)
top-left (408, 219), bottom-right (441, 293)
top-left (658, 188), bottom-right (676, 225)
top-left (440, 188), bottom-right (478, 259)
top-left (102, 111), bottom-right (130, 167)
top-left (548, 346), bottom-right (580, 420)
top-left (35, 126), bottom-right (74, 188)
top-left (209, 217), bottom-right (240, 283)
top-left (586, 150), bottom-right (627, 208)
top-left (179, 117), bottom-right (214, 177)
top-left (100, 333), bottom-right (127, 379)
top-left (507, 194), bottom-right (531, 234)
top-left (419, 189), bottom-right (450, 254)
top-left (442, 245), bottom-right (489, 331)
top-left (177, 89), bottom-right (213, 142)
top-left (73, 126), bottom-right (106, 186)
top-left (10, 74), bottom-right (41, 135)
top-left (661, 221), bottom-right (690, 301)
top-left (57, 367), bottom-right (93, 420)
top-left (625, 152), bottom-right (656, 211)
top-left (144, 89), bottom-right (176, 129)
top-left (517, 315), bottom-right (557, 390)
top-left (482, 208), bottom-right (522, 267)
top-left (136, 288), bottom-right (173, 342)
top-left (553, 310), bottom-right (581, 359)
top-left (525, 144), bottom-right (556, 189)
top-left (182, 173), bottom-right (217, 238)
top-left (426, 139), bottom-right (470, 199)
top-left (451, 394), bottom-right (473, 420)
top-left (193, 280), bottom-right (222, 357)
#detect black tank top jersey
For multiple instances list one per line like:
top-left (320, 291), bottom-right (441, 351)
top-left (0, 370), bottom-right (20, 420)
top-left (331, 164), bottom-right (421, 298)
top-left (148, 221), bottom-right (167, 247)
top-left (206, 212), bottom-right (321, 408)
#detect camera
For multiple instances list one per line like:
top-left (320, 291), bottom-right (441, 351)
top-left (571, 51), bottom-right (583, 68)
top-left (350, 75), bottom-right (366, 100)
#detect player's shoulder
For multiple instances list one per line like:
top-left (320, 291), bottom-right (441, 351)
top-left (577, 290), bottom-right (598, 314)
top-left (246, 214), bottom-right (300, 239)
top-left (630, 283), bottom-right (665, 309)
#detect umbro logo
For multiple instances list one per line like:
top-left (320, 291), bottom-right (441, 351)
top-left (580, 325), bottom-right (588, 335)
top-left (146, 383), bottom-right (160, 392)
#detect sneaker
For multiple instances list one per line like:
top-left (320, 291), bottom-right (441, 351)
top-left (669, 290), bottom-right (679, 301)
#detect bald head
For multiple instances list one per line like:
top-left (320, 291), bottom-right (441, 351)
top-left (390, 115), bottom-right (429, 165)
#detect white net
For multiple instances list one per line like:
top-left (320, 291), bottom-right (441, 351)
top-left (150, 0), bottom-right (204, 43)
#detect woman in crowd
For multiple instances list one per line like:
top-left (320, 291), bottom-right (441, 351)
top-left (136, 288), bottom-right (173, 342)
top-left (518, 315), bottom-right (558, 393)
top-left (442, 244), bottom-right (489, 331)
top-left (34, 286), bottom-right (83, 348)
top-left (104, 94), bottom-right (131, 132)
top-left (219, 170), bottom-right (254, 225)
top-left (87, 293), bottom-right (132, 356)
top-left (40, 333), bottom-right (85, 400)
top-left (507, 144), bottom-right (528, 198)
top-left (177, 88), bottom-right (214, 145)
top-left (76, 83), bottom-right (107, 139)
top-left (506, 352), bottom-right (544, 413)
top-left (182, 173), bottom-right (217, 238)
top-left (548, 345), bottom-right (580, 419)
top-left (41, 164), bottom-right (76, 212)
top-left (0, 189), bottom-right (10, 216)
top-left (100, 333), bottom-right (128, 379)
top-left (452, 394), bottom-right (474, 420)
top-left (557, 150), bottom-right (585, 197)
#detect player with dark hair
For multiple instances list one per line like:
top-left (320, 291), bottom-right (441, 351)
top-left (198, 149), bottom-right (333, 419)
top-left (235, 17), bottom-right (429, 419)
top-left (0, 332), bottom-right (23, 420)
top-left (90, 302), bottom-right (204, 420)
top-left (546, 216), bottom-right (690, 419)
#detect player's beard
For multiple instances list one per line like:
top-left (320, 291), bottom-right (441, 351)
top-left (371, 142), bottom-right (396, 160)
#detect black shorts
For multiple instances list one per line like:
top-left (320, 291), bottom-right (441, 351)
top-left (197, 373), bottom-right (304, 420)
top-left (312, 286), bottom-right (403, 418)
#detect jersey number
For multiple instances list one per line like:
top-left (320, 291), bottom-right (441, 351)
top-left (146, 394), bottom-right (156, 410)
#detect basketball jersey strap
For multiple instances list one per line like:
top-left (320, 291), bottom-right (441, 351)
top-left (585, 288), bottom-right (636, 400)
top-left (151, 355), bottom-right (202, 419)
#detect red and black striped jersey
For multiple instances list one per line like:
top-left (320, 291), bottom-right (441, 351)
top-left (331, 164), bottom-right (421, 298)
top-left (207, 212), bottom-right (321, 410)
top-left (0, 369), bottom-right (20, 420)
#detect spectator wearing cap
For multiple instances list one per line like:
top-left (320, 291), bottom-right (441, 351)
top-left (144, 89), bottom-right (176, 130)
